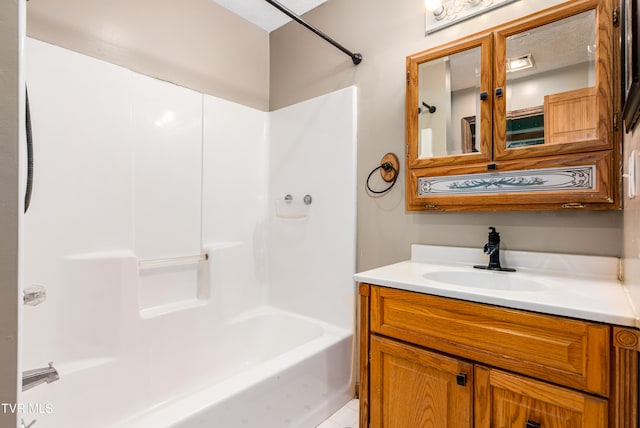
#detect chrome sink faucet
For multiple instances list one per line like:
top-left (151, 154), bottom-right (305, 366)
top-left (474, 227), bottom-right (516, 272)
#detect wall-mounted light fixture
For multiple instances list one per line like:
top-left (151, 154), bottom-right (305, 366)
top-left (425, 0), bottom-right (446, 20)
top-left (425, 0), bottom-right (520, 35)
top-left (424, 0), bottom-right (443, 10)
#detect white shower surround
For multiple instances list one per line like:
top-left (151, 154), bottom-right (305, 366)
top-left (21, 38), bottom-right (356, 427)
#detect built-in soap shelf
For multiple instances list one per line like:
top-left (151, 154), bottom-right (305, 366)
top-left (137, 253), bottom-right (208, 313)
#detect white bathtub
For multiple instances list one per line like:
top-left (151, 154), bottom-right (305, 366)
top-left (20, 306), bottom-right (353, 428)
top-left (117, 308), bottom-right (354, 428)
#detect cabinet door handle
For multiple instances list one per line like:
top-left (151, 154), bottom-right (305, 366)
top-left (495, 87), bottom-right (504, 97)
top-left (456, 373), bottom-right (467, 386)
top-left (526, 420), bottom-right (541, 428)
top-left (480, 91), bottom-right (488, 101)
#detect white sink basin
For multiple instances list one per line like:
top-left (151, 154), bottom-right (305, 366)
top-left (423, 269), bottom-right (547, 291)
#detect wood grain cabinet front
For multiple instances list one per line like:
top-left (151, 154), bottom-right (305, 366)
top-left (358, 284), bottom-right (639, 428)
top-left (370, 335), bottom-right (473, 428)
top-left (475, 365), bottom-right (608, 428)
top-left (370, 286), bottom-right (609, 396)
top-left (405, 0), bottom-right (620, 211)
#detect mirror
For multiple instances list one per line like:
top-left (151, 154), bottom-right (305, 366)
top-left (408, 4), bottom-right (606, 169)
top-left (504, 9), bottom-right (596, 149)
top-left (417, 45), bottom-right (482, 158)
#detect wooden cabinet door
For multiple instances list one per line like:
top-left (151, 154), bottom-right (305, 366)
top-left (493, 0), bottom-right (613, 161)
top-left (475, 366), bottom-right (608, 428)
top-left (369, 335), bottom-right (473, 428)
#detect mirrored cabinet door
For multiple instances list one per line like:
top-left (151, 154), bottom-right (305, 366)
top-left (405, 0), bottom-right (619, 211)
top-left (407, 34), bottom-right (493, 168)
top-left (493, 0), bottom-right (613, 160)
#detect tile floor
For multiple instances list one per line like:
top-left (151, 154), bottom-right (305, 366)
top-left (317, 399), bottom-right (359, 428)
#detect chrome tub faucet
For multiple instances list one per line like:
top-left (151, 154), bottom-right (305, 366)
top-left (22, 362), bottom-right (59, 392)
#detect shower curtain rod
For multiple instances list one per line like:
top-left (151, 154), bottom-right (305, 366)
top-left (264, 0), bottom-right (363, 65)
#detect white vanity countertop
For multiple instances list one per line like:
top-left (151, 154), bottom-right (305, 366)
top-left (354, 245), bottom-right (639, 327)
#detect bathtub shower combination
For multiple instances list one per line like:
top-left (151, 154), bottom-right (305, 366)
top-left (21, 39), bottom-right (357, 427)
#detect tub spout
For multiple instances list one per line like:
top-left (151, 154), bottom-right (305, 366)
top-left (22, 362), bottom-right (59, 392)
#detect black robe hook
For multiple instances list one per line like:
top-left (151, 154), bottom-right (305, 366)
top-left (419, 101), bottom-right (436, 114)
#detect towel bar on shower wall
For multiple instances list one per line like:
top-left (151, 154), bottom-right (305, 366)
top-left (138, 253), bottom-right (209, 270)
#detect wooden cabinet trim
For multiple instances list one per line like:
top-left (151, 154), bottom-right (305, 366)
top-left (613, 327), bottom-right (640, 351)
top-left (359, 283), bottom-right (371, 428)
top-left (610, 327), bottom-right (640, 428)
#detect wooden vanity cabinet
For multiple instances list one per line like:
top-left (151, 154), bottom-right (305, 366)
top-left (359, 284), bottom-right (639, 428)
top-left (405, 0), bottom-right (620, 211)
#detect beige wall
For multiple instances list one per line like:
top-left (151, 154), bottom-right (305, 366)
top-left (27, 0), bottom-right (270, 111)
top-left (270, 0), bottom-right (623, 271)
top-left (0, 0), bottom-right (21, 425)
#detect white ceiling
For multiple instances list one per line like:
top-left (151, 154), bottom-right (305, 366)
top-left (211, 0), bottom-right (329, 32)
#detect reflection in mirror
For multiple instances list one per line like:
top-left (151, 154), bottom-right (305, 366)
top-left (505, 106), bottom-right (544, 148)
top-left (461, 116), bottom-right (477, 154)
top-left (418, 46), bottom-right (482, 158)
top-left (505, 9), bottom-right (596, 148)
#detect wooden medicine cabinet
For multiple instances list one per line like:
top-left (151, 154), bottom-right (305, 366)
top-left (406, 0), bottom-right (620, 211)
